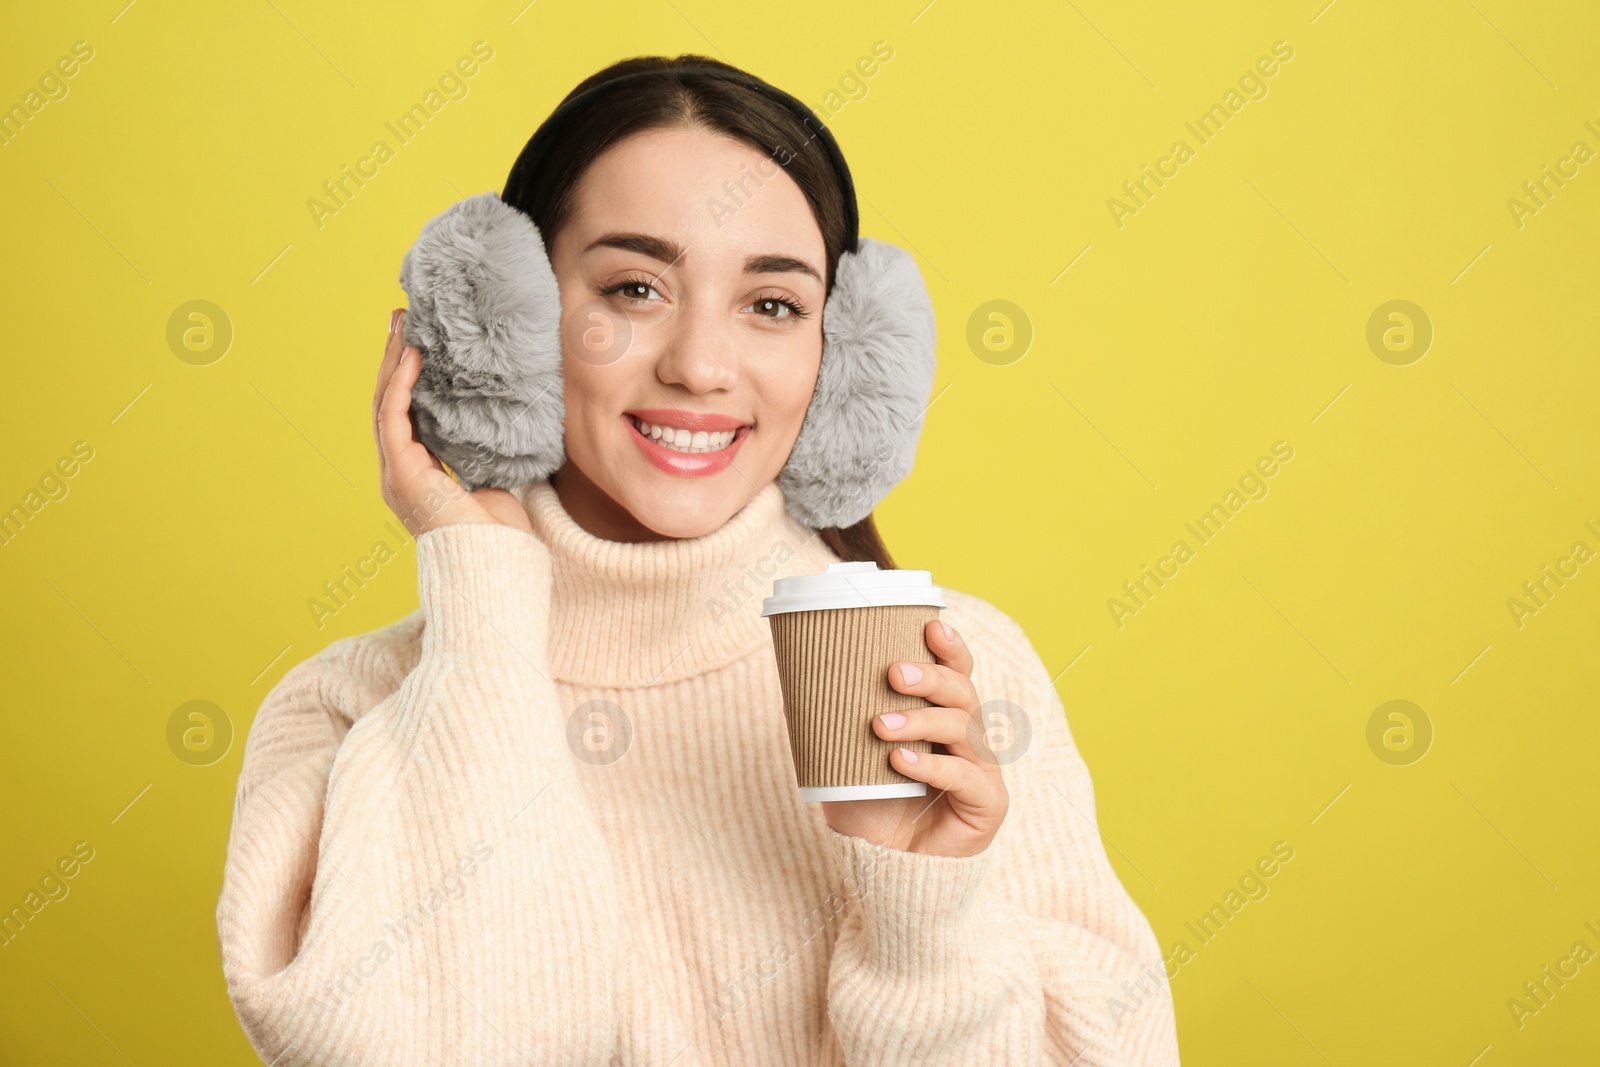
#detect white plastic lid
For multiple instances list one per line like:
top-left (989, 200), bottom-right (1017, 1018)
top-left (759, 561), bottom-right (947, 616)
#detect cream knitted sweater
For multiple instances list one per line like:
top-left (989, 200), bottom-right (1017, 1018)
top-left (216, 478), bottom-right (1179, 1066)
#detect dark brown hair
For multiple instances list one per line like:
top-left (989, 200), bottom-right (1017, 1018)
top-left (501, 54), bottom-right (897, 569)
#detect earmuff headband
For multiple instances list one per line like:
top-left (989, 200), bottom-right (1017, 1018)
top-left (502, 63), bottom-right (861, 255)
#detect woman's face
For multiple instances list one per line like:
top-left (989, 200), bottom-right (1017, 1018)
top-left (546, 126), bottom-right (827, 541)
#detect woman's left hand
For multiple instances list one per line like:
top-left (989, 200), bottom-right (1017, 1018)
top-left (821, 620), bottom-right (1009, 858)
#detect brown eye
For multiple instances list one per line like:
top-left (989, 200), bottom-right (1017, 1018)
top-left (746, 296), bottom-right (801, 318)
top-left (604, 279), bottom-right (663, 302)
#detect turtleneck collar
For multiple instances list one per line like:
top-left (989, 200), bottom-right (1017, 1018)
top-left (512, 479), bottom-right (842, 688)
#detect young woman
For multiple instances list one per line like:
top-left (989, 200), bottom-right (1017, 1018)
top-left (217, 55), bottom-right (1178, 1066)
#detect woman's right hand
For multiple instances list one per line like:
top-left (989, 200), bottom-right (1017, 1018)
top-left (375, 308), bottom-right (535, 537)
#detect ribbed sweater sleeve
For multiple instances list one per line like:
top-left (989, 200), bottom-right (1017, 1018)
top-left (823, 599), bottom-right (1179, 1066)
top-left (216, 522), bottom-right (623, 1065)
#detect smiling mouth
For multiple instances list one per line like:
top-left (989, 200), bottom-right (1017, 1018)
top-left (627, 414), bottom-right (750, 453)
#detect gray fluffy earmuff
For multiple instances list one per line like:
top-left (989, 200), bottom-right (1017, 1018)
top-left (397, 192), bottom-right (566, 492)
top-left (397, 190), bottom-right (936, 529)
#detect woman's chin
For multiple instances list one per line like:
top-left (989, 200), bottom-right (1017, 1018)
top-left (616, 480), bottom-right (747, 540)
top-left (624, 489), bottom-right (742, 537)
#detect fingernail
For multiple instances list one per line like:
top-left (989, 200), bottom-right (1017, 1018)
top-left (899, 663), bottom-right (922, 685)
top-left (898, 747), bottom-right (919, 764)
top-left (389, 309), bottom-right (399, 336)
top-left (940, 621), bottom-right (954, 642)
top-left (879, 712), bottom-right (906, 730)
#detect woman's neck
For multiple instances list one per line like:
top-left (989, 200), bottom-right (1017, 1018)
top-left (511, 476), bottom-right (839, 687)
top-left (549, 460), bottom-right (672, 544)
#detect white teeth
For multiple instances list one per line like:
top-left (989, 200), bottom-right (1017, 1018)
top-left (632, 417), bottom-right (740, 453)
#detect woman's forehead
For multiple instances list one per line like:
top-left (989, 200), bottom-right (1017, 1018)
top-left (562, 127), bottom-right (825, 267)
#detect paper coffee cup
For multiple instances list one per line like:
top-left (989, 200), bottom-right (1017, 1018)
top-left (761, 561), bottom-right (948, 802)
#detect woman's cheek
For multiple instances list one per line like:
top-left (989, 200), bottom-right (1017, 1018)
top-left (768, 332), bottom-right (823, 426)
top-left (556, 362), bottom-right (618, 466)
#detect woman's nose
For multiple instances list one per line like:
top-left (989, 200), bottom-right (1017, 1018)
top-left (654, 303), bottom-right (739, 394)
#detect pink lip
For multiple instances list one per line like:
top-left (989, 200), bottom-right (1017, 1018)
top-left (624, 413), bottom-right (751, 477)
top-left (625, 408), bottom-right (750, 432)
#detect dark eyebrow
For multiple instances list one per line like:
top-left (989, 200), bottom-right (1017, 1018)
top-left (744, 254), bottom-right (822, 285)
top-left (585, 232), bottom-right (686, 266)
top-left (584, 232), bottom-right (821, 285)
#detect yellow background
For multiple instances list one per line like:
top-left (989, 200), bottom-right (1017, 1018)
top-left (2, 1), bottom-right (1596, 1063)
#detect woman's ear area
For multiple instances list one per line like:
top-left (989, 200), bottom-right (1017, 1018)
top-left (395, 191), bottom-right (568, 490)
top-left (779, 236), bottom-right (939, 529)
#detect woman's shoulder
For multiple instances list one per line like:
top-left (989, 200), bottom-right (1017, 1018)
top-left (937, 585), bottom-right (1092, 801)
top-left (937, 586), bottom-right (1055, 703)
top-left (227, 610), bottom-right (428, 811)
top-left (256, 609), bottom-right (427, 731)
top-left (934, 588), bottom-right (1049, 671)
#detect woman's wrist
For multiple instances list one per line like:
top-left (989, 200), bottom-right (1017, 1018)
top-left (415, 520), bottom-right (553, 662)
top-left (828, 826), bottom-right (994, 969)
